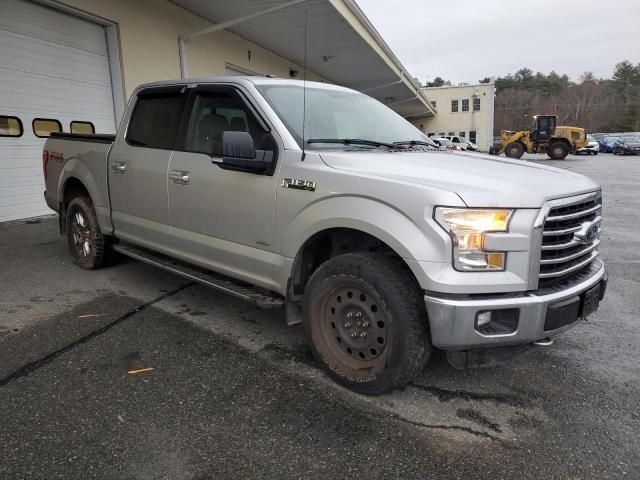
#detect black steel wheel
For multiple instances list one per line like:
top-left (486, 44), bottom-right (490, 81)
top-left (66, 196), bottom-right (114, 270)
top-left (303, 252), bottom-right (430, 395)
top-left (505, 142), bottom-right (525, 159)
top-left (548, 141), bottom-right (570, 160)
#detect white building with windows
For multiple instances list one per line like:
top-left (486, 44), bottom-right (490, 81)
top-left (412, 82), bottom-right (496, 152)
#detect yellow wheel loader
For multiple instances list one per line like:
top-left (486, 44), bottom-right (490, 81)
top-left (490, 115), bottom-right (587, 160)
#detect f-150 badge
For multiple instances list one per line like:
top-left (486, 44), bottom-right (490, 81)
top-left (281, 178), bottom-right (316, 192)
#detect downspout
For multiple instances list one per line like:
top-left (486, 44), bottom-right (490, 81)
top-left (178, 0), bottom-right (309, 79)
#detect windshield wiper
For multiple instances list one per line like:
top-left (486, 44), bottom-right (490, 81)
top-left (306, 138), bottom-right (398, 149)
top-left (393, 140), bottom-right (437, 148)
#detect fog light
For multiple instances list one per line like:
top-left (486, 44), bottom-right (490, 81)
top-left (475, 309), bottom-right (519, 336)
top-left (476, 311), bottom-right (492, 327)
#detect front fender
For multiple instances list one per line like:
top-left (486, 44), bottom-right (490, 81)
top-left (277, 195), bottom-right (458, 291)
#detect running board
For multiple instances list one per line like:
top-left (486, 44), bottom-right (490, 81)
top-left (113, 244), bottom-right (284, 309)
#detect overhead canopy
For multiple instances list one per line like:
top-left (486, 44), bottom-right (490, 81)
top-left (171, 0), bottom-right (435, 118)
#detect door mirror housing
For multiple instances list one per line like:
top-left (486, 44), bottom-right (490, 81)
top-left (219, 131), bottom-right (273, 174)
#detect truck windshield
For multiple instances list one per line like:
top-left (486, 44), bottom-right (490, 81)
top-left (256, 84), bottom-right (435, 150)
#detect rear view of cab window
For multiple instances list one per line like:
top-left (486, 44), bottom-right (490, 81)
top-left (33, 118), bottom-right (62, 138)
top-left (70, 121), bottom-right (95, 134)
top-left (0, 115), bottom-right (23, 137)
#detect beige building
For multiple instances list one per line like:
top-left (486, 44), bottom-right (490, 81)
top-left (412, 82), bottom-right (496, 151)
top-left (1, 0), bottom-right (439, 221)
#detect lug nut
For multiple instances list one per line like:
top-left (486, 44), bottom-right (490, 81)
top-left (346, 312), bottom-right (353, 319)
top-left (355, 312), bottom-right (363, 318)
top-left (362, 321), bottom-right (369, 328)
top-left (344, 321), bottom-right (351, 328)
top-left (351, 332), bottom-right (358, 338)
top-left (359, 332), bottom-right (367, 338)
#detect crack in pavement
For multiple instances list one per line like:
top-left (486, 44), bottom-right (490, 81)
top-left (409, 382), bottom-right (526, 407)
top-left (364, 408), bottom-right (517, 449)
top-left (0, 283), bottom-right (194, 389)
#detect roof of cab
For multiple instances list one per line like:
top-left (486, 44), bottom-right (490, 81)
top-left (135, 76), bottom-right (354, 93)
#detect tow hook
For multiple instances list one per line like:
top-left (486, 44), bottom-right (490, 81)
top-left (534, 337), bottom-right (554, 346)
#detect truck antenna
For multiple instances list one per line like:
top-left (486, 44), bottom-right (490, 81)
top-left (301, 7), bottom-right (308, 162)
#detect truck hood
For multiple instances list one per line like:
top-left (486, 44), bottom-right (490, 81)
top-left (319, 150), bottom-right (600, 208)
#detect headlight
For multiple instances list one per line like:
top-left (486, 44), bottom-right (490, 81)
top-left (435, 208), bottom-right (513, 271)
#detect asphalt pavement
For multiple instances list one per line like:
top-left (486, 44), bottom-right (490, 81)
top-left (0, 153), bottom-right (638, 479)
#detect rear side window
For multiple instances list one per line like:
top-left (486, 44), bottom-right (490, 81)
top-left (70, 121), bottom-right (95, 134)
top-left (126, 89), bottom-right (186, 149)
top-left (33, 118), bottom-right (62, 138)
top-left (0, 115), bottom-right (23, 137)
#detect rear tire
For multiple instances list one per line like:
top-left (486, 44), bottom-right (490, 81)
top-left (303, 252), bottom-right (431, 395)
top-left (65, 196), bottom-right (114, 270)
top-left (548, 141), bottom-right (570, 160)
top-left (505, 142), bottom-right (525, 159)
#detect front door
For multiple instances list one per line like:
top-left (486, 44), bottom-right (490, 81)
top-left (167, 85), bottom-right (281, 291)
top-left (108, 86), bottom-right (187, 252)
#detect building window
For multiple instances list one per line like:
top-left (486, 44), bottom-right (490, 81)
top-left (32, 118), bottom-right (62, 138)
top-left (430, 100), bottom-right (436, 109)
top-left (473, 97), bottom-right (481, 111)
top-left (127, 88), bottom-right (186, 150)
top-left (0, 115), bottom-right (23, 137)
top-left (461, 99), bottom-right (469, 112)
top-left (438, 132), bottom-right (445, 136)
top-left (469, 130), bottom-right (477, 144)
top-left (70, 121), bottom-right (95, 134)
top-left (451, 100), bottom-right (458, 112)
top-left (427, 132), bottom-right (435, 137)
top-left (459, 131), bottom-right (466, 138)
top-left (448, 132), bottom-right (455, 136)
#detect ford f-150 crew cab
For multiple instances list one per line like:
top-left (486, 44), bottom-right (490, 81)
top-left (43, 77), bottom-right (607, 395)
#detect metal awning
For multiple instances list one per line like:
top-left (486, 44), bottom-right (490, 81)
top-left (171, 0), bottom-right (434, 118)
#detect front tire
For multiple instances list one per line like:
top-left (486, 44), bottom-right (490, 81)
top-left (505, 142), bottom-right (525, 159)
top-left (303, 252), bottom-right (431, 395)
top-left (548, 141), bottom-right (570, 160)
top-left (66, 196), bottom-right (114, 270)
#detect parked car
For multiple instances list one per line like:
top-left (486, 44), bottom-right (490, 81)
top-left (577, 135), bottom-right (599, 155)
top-left (613, 135), bottom-right (640, 155)
top-left (444, 136), bottom-right (472, 151)
top-left (43, 77), bottom-right (607, 395)
top-left (431, 137), bottom-right (460, 150)
top-left (598, 136), bottom-right (619, 153)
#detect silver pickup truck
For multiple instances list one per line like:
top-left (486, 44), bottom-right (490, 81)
top-left (43, 77), bottom-right (607, 395)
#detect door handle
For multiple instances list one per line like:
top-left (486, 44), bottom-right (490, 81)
top-left (169, 170), bottom-right (190, 184)
top-left (111, 161), bottom-right (127, 173)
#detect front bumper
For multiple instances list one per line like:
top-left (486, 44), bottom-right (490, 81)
top-left (425, 260), bottom-right (607, 350)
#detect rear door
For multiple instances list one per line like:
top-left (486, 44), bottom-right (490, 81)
top-left (108, 86), bottom-right (187, 252)
top-left (167, 84), bottom-right (281, 290)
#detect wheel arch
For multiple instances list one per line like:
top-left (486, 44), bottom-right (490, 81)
top-left (58, 159), bottom-right (113, 235)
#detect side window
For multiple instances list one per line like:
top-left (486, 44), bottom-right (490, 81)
top-left (469, 130), bottom-right (477, 144)
top-left (451, 100), bottom-right (458, 112)
top-left (0, 115), bottom-right (23, 137)
top-left (33, 118), bottom-right (62, 138)
top-left (70, 121), bottom-right (95, 134)
top-left (127, 90), bottom-right (186, 149)
top-left (473, 97), bottom-right (481, 111)
top-left (461, 99), bottom-right (469, 112)
top-left (184, 88), bottom-right (268, 157)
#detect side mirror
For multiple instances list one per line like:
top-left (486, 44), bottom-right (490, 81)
top-left (219, 131), bottom-right (272, 174)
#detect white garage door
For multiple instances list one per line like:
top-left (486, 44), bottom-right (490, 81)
top-left (0, 0), bottom-right (116, 222)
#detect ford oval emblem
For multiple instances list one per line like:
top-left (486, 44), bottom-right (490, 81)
top-left (574, 222), bottom-right (599, 244)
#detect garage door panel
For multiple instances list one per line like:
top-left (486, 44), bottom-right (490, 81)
top-left (0, 30), bottom-right (112, 86)
top-left (1, 0), bottom-right (108, 56)
top-left (0, 0), bottom-right (116, 222)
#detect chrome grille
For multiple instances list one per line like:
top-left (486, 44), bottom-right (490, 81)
top-left (538, 193), bottom-right (602, 288)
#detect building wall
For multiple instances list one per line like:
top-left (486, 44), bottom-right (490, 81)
top-left (411, 83), bottom-right (495, 151)
top-left (58, 0), bottom-right (325, 102)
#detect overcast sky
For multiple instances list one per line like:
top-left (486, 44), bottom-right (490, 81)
top-left (357, 0), bottom-right (640, 84)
